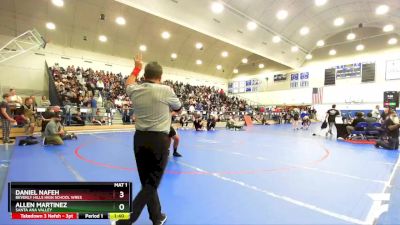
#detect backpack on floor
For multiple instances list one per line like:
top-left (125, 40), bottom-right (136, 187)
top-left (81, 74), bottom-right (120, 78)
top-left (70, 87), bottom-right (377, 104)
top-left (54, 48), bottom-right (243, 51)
top-left (18, 139), bottom-right (39, 146)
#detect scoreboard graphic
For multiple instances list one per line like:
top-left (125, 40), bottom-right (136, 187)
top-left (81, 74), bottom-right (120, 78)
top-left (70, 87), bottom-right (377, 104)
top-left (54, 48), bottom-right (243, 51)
top-left (384, 91), bottom-right (399, 109)
top-left (9, 182), bottom-right (132, 220)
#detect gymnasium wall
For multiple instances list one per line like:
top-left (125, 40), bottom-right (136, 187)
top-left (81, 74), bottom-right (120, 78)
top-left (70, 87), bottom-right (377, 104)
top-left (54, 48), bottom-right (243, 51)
top-left (231, 47), bottom-right (400, 108)
top-left (0, 34), bottom-right (227, 97)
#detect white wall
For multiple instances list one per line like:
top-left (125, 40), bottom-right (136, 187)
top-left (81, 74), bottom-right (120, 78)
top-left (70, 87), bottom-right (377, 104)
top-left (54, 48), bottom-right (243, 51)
top-left (0, 34), bottom-right (48, 96)
top-left (0, 34), bottom-right (227, 97)
top-left (231, 47), bottom-right (400, 108)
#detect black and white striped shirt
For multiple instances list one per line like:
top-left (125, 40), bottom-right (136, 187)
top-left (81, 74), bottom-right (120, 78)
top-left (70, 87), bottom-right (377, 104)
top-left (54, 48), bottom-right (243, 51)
top-left (127, 82), bottom-right (181, 134)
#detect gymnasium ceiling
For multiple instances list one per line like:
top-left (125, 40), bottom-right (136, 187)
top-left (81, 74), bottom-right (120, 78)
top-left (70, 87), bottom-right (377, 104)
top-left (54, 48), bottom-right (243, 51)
top-left (0, 0), bottom-right (399, 78)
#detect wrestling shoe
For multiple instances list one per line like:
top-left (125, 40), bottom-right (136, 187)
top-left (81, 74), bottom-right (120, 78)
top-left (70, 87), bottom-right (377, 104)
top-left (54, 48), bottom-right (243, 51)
top-left (153, 214), bottom-right (167, 225)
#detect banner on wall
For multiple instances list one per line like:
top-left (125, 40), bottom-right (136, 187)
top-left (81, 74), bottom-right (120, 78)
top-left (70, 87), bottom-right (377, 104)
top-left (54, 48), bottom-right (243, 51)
top-left (290, 72), bottom-right (309, 88)
top-left (386, 59), bottom-right (400, 80)
top-left (228, 79), bottom-right (261, 94)
top-left (273, 74), bottom-right (287, 82)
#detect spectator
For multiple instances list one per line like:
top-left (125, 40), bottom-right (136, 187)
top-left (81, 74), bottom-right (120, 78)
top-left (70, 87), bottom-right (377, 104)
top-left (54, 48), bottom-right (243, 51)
top-left (9, 89), bottom-right (22, 108)
top-left (371, 105), bottom-right (380, 120)
top-left (72, 111), bottom-right (86, 126)
top-left (30, 95), bottom-right (38, 109)
top-left (207, 115), bottom-right (216, 131)
top-left (375, 110), bottom-right (400, 150)
top-left (193, 117), bottom-right (204, 131)
top-left (365, 112), bottom-right (377, 124)
top-left (43, 113), bottom-right (65, 145)
top-left (41, 96), bottom-right (51, 107)
top-left (381, 108), bottom-right (390, 122)
top-left (292, 111), bottom-right (300, 130)
top-left (1, 93), bottom-right (16, 144)
top-left (41, 106), bottom-right (55, 133)
top-left (97, 79), bottom-right (105, 93)
top-left (92, 109), bottom-right (106, 125)
top-left (22, 97), bottom-right (36, 139)
top-left (179, 114), bottom-right (189, 128)
top-left (346, 112), bottom-right (366, 136)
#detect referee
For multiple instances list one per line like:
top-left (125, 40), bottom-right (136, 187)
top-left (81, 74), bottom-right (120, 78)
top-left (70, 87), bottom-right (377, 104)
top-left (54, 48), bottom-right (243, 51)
top-left (117, 54), bottom-right (181, 225)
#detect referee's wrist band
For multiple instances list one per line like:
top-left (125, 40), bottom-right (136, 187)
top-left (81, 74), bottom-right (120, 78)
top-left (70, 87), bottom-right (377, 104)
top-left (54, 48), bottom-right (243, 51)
top-left (131, 67), bottom-right (141, 77)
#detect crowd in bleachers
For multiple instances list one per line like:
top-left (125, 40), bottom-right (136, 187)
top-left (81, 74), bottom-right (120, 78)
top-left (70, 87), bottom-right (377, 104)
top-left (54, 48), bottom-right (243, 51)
top-left (164, 80), bottom-right (251, 113)
top-left (48, 64), bottom-right (257, 125)
top-left (51, 64), bottom-right (127, 109)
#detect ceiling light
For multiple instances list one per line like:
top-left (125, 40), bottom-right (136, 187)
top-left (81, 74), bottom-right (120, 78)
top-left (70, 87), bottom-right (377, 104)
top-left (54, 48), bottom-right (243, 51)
top-left (211, 2), bottom-right (224, 14)
top-left (376, 5), bottom-right (389, 15)
top-left (333, 17), bottom-right (344, 26)
top-left (233, 69), bottom-right (239, 74)
top-left (346, 33), bottom-right (356, 40)
top-left (171, 53), bottom-right (177, 59)
top-left (216, 65), bottom-right (222, 70)
top-left (241, 58), bottom-right (248, 64)
top-left (258, 64), bottom-right (265, 69)
top-left (195, 42), bottom-right (203, 49)
top-left (98, 35), bottom-right (107, 42)
top-left (316, 40), bottom-right (325, 47)
top-left (388, 38), bottom-right (398, 45)
top-left (115, 17), bottom-right (126, 25)
top-left (315, 0), bottom-right (328, 6)
top-left (299, 26), bottom-right (310, 36)
top-left (291, 46), bottom-right (299, 52)
top-left (51, 0), bottom-right (64, 7)
top-left (139, 45), bottom-right (147, 52)
top-left (329, 49), bottom-right (336, 56)
top-left (161, 31), bottom-right (170, 39)
top-left (272, 36), bottom-right (281, 43)
top-left (276, 10), bottom-right (288, 20)
top-left (221, 51), bottom-right (229, 57)
top-left (383, 24), bottom-right (394, 32)
top-left (196, 59), bottom-right (202, 65)
top-left (247, 21), bottom-right (257, 31)
top-left (356, 44), bottom-right (365, 51)
top-left (306, 54), bottom-right (313, 60)
top-left (46, 22), bottom-right (56, 30)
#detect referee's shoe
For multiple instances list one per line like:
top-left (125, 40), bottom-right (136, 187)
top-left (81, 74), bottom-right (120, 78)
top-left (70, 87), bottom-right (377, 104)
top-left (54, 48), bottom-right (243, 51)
top-left (115, 213), bottom-right (167, 225)
top-left (154, 214), bottom-right (167, 225)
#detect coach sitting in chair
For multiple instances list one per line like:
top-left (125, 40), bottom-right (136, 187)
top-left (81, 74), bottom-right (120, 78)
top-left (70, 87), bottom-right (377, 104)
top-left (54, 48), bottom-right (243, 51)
top-left (346, 112), bottom-right (366, 136)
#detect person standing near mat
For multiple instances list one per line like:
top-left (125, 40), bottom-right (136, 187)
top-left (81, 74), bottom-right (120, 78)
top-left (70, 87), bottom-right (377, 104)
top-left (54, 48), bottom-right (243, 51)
top-left (117, 53), bottom-right (181, 225)
top-left (325, 104), bottom-right (340, 136)
top-left (1, 93), bottom-right (16, 144)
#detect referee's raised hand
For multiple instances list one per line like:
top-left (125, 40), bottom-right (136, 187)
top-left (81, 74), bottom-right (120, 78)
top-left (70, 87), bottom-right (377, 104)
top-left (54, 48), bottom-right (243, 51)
top-left (134, 53), bottom-right (143, 70)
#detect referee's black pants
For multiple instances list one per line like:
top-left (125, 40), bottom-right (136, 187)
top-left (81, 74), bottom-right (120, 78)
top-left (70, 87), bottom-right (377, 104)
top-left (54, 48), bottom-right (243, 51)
top-left (127, 131), bottom-right (170, 224)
